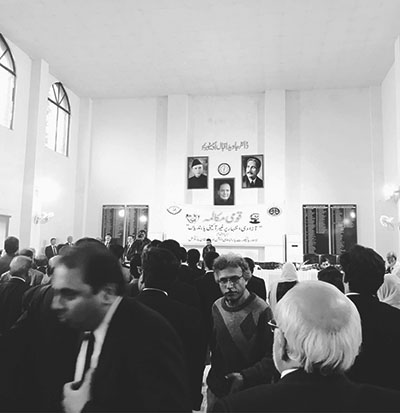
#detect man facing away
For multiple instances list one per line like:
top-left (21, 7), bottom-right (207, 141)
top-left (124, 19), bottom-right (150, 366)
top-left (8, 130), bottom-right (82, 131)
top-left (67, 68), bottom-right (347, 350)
top-left (136, 247), bottom-right (206, 410)
top-left (214, 280), bottom-right (400, 412)
top-left (51, 243), bottom-right (191, 412)
top-left (340, 244), bottom-right (400, 391)
top-left (0, 236), bottom-right (19, 276)
top-left (207, 253), bottom-right (275, 411)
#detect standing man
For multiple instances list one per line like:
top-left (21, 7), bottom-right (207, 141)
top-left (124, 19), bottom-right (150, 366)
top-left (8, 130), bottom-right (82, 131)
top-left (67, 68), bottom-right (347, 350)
top-left (45, 238), bottom-right (58, 260)
top-left (188, 158), bottom-right (208, 189)
top-left (51, 243), bottom-right (190, 412)
top-left (202, 238), bottom-right (216, 261)
top-left (386, 251), bottom-right (400, 275)
top-left (0, 256), bottom-right (31, 334)
top-left (214, 281), bottom-right (400, 412)
top-left (103, 233), bottom-right (112, 248)
top-left (242, 157), bottom-right (263, 188)
top-left (0, 236), bottom-right (19, 276)
top-left (207, 253), bottom-right (275, 410)
top-left (131, 230), bottom-right (150, 255)
top-left (123, 235), bottom-right (134, 262)
top-left (340, 244), bottom-right (400, 390)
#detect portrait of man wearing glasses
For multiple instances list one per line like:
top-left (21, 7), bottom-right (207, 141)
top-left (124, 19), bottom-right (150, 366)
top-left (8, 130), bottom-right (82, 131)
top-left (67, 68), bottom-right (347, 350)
top-left (205, 253), bottom-right (276, 411)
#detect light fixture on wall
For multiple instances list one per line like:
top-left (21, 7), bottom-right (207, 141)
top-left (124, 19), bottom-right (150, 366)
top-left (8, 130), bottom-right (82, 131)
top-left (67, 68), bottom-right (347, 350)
top-left (33, 212), bottom-right (54, 225)
top-left (383, 184), bottom-right (400, 202)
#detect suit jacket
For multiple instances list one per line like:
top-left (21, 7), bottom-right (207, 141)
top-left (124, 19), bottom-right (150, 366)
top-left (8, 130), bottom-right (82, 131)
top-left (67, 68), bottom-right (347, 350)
top-left (0, 254), bottom-right (15, 277)
top-left (347, 293), bottom-right (400, 390)
top-left (247, 275), bottom-right (267, 300)
top-left (213, 369), bottom-right (400, 412)
top-left (123, 244), bottom-right (135, 261)
top-left (135, 289), bottom-right (206, 410)
top-left (44, 245), bottom-right (57, 260)
top-left (0, 284), bottom-right (79, 412)
top-left (196, 271), bottom-right (222, 344)
top-left (84, 298), bottom-right (191, 412)
top-left (0, 277), bottom-right (30, 334)
top-left (242, 175), bottom-right (263, 188)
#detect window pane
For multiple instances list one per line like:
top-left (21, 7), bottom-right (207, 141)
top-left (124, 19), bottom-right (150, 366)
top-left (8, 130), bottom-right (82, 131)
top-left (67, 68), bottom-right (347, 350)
top-left (55, 109), bottom-right (69, 155)
top-left (0, 68), bottom-right (15, 129)
top-left (45, 102), bottom-right (57, 150)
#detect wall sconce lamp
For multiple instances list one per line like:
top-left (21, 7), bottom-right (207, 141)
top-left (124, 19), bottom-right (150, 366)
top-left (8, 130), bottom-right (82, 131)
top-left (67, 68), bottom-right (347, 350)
top-left (383, 184), bottom-right (400, 202)
top-left (33, 212), bottom-right (55, 225)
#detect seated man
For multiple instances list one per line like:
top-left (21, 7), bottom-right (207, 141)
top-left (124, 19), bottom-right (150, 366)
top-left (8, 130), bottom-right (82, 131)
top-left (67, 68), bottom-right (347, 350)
top-left (214, 281), bottom-right (400, 412)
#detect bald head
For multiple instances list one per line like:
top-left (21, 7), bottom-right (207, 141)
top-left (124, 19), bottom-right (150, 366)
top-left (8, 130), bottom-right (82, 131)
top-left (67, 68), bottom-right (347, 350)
top-left (274, 280), bottom-right (361, 375)
top-left (9, 256), bottom-right (31, 279)
top-left (48, 255), bottom-right (62, 276)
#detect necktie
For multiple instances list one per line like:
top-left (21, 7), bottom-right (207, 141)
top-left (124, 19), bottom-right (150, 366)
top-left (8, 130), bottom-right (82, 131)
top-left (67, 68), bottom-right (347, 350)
top-left (250, 180), bottom-right (255, 187)
top-left (79, 332), bottom-right (95, 386)
top-left (53, 246), bottom-right (57, 255)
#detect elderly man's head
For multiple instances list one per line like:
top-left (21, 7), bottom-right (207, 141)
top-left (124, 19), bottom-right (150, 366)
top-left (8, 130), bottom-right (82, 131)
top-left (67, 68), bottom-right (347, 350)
top-left (272, 280), bottom-right (361, 376)
top-left (10, 256), bottom-right (31, 279)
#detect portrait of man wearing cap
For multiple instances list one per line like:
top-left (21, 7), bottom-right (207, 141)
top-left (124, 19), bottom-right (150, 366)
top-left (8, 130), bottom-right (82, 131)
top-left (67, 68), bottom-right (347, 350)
top-left (188, 157), bottom-right (208, 189)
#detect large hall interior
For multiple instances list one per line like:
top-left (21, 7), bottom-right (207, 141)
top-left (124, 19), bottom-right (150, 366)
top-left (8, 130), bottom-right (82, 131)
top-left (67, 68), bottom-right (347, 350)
top-left (1, 0), bottom-right (400, 262)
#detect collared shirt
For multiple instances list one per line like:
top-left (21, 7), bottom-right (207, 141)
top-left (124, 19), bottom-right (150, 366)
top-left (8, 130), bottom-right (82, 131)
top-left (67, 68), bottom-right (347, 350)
top-left (142, 287), bottom-right (168, 296)
top-left (74, 296), bottom-right (122, 381)
top-left (10, 275), bottom-right (26, 283)
top-left (280, 368), bottom-right (299, 378)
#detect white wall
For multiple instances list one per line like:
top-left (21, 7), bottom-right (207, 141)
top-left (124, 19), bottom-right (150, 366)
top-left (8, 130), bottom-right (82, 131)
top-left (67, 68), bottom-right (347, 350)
top-left (0, 37), bottom-right (31, 238)
top-left (0, 35), bottom-right (84, 253)
top-left (87, 88), bottom-right (385, 260)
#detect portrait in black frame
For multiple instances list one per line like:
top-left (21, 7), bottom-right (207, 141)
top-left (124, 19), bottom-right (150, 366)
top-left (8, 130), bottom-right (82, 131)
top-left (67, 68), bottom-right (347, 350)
top-left (214, 178), bottom-right (235, 206)
top-left (188, 156), bottom-right (208, 189)
top-left (242, 154), bottom-right (264, 188)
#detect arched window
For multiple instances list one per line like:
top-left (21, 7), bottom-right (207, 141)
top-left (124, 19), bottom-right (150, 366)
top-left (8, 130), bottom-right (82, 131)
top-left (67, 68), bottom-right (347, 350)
top-left (0, 34), bottom-right (16, 129)
top-left (45, 82), bottom-right (71, 156)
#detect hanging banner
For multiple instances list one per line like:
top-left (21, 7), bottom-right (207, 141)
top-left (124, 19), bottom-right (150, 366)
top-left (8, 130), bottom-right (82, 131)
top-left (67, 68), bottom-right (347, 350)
top-left (165, 205), bottom-right (276, 246)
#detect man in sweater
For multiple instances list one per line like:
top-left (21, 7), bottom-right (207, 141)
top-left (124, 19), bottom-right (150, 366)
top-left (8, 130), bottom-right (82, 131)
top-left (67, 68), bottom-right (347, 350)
top-left (207, 253), bottom-right (275, 410)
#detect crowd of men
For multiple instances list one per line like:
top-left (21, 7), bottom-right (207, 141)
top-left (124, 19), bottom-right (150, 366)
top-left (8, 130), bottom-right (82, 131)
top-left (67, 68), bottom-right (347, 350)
top-left (0, 234), bottom-right (400, 412)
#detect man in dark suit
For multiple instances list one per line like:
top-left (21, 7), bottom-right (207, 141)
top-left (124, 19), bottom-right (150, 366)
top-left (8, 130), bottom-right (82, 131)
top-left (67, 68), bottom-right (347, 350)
top-left (51, 243), bottom-right (190, 412)
top-left (244, 257), bottom-right (267, 300)
top-left (214, 281), bottom-right (400, 412)
top-left (136, 247), bottom-right (206, 410)
top-left (340, 244), bottom-right (400, 391)
top-left (0, 256), bottom-right (31, 334)
top-left (45, 237), bottom-right (58, 260)
top-left (242, 157), bottom-right (263, 188)
top-left (123, 234), bottom-right (135, 261)
top-left (195, 251), bottom-right (221, 346)
top-left (0, 236), bottom-right (19, 276)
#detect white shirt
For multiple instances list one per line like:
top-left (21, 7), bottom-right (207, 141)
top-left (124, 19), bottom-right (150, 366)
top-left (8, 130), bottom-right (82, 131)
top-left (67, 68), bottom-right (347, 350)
top-left (74, 296), bottom-right (122, 381)
top-left (280, 368), bottom-right (299, 378)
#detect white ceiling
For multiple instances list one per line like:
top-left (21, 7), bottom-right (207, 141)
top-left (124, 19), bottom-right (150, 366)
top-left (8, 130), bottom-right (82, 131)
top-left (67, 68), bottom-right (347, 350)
top-left (1, 0), bottom-right (400, 98)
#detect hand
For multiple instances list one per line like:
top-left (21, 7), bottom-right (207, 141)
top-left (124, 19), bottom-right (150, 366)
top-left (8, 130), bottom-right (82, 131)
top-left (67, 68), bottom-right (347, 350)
top-left (63, 368), bottom-right (94, 413)
top-left (225, 372), bottom-right (244, 394)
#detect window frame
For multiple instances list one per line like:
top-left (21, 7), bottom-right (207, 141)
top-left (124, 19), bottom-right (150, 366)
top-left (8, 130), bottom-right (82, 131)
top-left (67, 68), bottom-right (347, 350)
top-left (46, 82), bottom-right (71, 157)
top-left (0, 33), bottom-right (16, 130)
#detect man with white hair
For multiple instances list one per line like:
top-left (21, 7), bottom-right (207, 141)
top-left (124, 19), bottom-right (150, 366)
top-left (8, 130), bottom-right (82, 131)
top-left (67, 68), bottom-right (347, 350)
top-left (213, 281), bottom-right (400, 412)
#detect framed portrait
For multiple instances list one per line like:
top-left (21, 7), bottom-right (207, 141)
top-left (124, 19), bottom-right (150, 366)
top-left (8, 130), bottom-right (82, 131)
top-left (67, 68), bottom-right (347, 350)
top-left (214, 178), bottom-right (235, 206)
top-left (187, 156), bottom-right (208, 189)
top-left (242, 155), bottom-right (264, 188)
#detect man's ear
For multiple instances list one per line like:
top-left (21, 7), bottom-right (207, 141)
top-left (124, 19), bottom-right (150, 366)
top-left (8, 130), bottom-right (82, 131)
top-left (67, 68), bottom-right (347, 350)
top-left (275, 329), bottom-right (290, 362)
top-left (100, 283), bottom-right (118, 303)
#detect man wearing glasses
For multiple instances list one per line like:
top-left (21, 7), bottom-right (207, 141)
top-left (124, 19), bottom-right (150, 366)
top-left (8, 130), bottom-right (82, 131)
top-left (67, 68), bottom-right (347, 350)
top-left (206, 253), bottom-right (275, 411)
